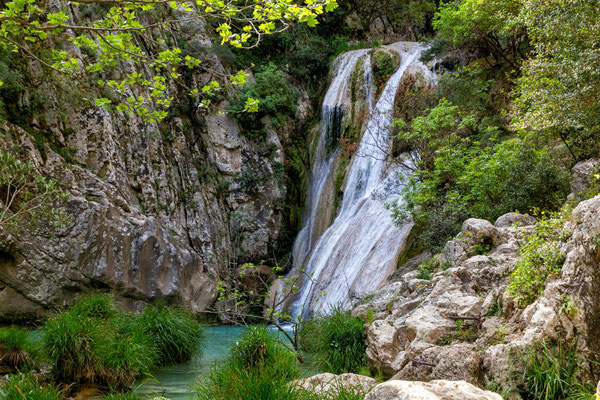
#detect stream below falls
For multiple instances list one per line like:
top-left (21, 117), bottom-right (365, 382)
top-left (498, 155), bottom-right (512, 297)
top-left (134, 325), bottom-right (247, 400)
top-left (134, 325), bottom-right (317, 400)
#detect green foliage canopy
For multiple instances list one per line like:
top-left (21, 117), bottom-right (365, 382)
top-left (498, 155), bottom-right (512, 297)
top-left (433, 0), bottom-right (524, 67)
top-left (513, 0), bottom-right (600, 160)
top-left (0, 0), bottom-right (338, 122)
top-left (391, 95), bottom-right (569, 249)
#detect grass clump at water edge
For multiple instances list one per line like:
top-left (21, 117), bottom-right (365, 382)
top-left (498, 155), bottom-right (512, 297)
top-left (299, 307), bottom-right (367, 375)
top-left (135, 302), bottom-right (205, 365)
top-left (0, 326), bottom-right (37, 370)
top-left (42, 293), bottom-right (205, 391)
top-left (196, 324), bottom-right (368, 400)
top-left (0, 373), bottom-right (64, 400)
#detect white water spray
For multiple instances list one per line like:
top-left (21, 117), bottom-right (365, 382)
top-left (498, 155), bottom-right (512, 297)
top-left (289, 43), bottom-right (433, 316)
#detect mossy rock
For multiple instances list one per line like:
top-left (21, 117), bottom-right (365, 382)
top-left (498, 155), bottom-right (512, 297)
top-left (372, 48), bottom-right (402, 97)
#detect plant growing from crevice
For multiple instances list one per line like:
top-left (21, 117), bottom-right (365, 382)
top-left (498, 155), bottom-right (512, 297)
top-left (487, 298), bottom-right (503, 317)
top-left (518, 339), bottom-right (595, 400)
top-left (559, 295), bottom-right (578, 318)
top-left (372, 50), bottom-right (398, 97)
top-left (436, 320), bottom-right (479, 346)
top-left (415, 258), bottom-right (438, 280)
top-left (507, 209), bottom-right (570, 307)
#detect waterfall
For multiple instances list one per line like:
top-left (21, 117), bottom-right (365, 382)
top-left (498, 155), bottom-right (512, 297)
top-left (292, 49), bottom-right (372, 268)
top-left (288, 43), bottom-right (433, 316)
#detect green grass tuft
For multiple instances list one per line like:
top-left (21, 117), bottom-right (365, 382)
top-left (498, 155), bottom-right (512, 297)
top-left (299, 308), bottom-right (367, 374)
top-left (42, 294), bottom-right (205, 390)
top-left (69, 293), bottom-right (116, 319)
top-left (0, 373), bottom-right (63, 400)
top-left (135, 303), bottom-right (205, 365)
top-left (520, 339), bottom-right (596, 400)
top-left (196, 325), bottom-right (300, 400)
top-left (0, 327), bottom-right (36, 369)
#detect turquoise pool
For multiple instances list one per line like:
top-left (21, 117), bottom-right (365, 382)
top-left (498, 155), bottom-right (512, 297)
top-left (135, 325), bottom-right (247, 400)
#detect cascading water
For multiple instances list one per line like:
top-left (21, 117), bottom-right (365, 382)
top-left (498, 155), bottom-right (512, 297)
top-left (289, 42), bottom-right (434, 316)
top-left (292, 49), bottom-right (373, 268)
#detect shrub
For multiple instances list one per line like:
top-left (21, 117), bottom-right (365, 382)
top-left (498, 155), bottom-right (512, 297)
top-left (0, 327), bottom-right (34, 369)
top-left (0, 373), bottom-right (63, 400)
top-left (43, 305), bottom-right (156, 389)
top-left (135, 303), bottom-right (205, 365)
top-left (520, 340), bottom-right (596, 400)
top-left (229, 63), bottom-right (297, 141)
top-left (196, 323), bottom-right (370, 400)
top-left (506, 210), bottom-right (570, 307)
top-left (42, 294), bottom-right (206, 389)
top-left (299, 308), bottom-right (367, 374)
top-left (392, 105), bottom-right (570, 250)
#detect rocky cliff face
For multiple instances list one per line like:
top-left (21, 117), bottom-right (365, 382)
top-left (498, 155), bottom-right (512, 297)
top-left (0, 23), bottom-right (295, 320)
top-left (354, 162), bottom-right (600, 392)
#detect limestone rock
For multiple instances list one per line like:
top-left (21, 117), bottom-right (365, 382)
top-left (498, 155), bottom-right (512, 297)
top-left (358, 194), bottom-right (600, 390)
top-left (494, 213), bottom-right (537, 228)
top-left (570, 159), bottom-right (600, 195)
top-left (0, 286), bottom-right (45, 322)
top-left (0, 18), bottom-right (290, 317)
top-left (461, 219), bottom-right (502, 246)
top-left (294, 373), bottom-right (377, 397)
top-left (364, 380), bottom-right (502, 400)
top-left (438, 240), bottom-right (467, 267)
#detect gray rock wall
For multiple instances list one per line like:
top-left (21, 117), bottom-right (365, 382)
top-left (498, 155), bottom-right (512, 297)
top-left (0, 27), bottom-right (290, 319)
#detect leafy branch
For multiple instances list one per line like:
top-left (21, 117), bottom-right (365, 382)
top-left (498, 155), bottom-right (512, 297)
top-left (0, 0), bottom-right (338, 121)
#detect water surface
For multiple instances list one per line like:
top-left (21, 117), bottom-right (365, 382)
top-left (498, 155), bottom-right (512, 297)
top-left (135, 325), bottom-right (247, 400)
top-left (135, 325), bottom-right (315, 400)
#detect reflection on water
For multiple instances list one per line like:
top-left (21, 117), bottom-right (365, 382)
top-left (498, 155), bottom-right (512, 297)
top-left (135, 325), bottom-right (247, 400)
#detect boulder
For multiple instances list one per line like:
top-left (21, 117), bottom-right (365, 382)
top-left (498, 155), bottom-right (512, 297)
top-left (461, 219), bottom-right (502, 246)
top-left (294, 373), bottom-right (377, 397)
top-left (494, 213), bottom-right (537, 228)
top-left (364, 380), bottom-right (502, 400)
top-left (570, 159), bottom-right (600, 195)
top-left (366, 319), bottom-right (404, 376)
top-left (438, 240), bottom-right (467, 267)
top-left (392, 345), bottom-right (483, 386)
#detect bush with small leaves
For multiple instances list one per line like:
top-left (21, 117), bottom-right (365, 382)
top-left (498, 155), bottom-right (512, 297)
top-left (507, 210), bottom-right (570, 307)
